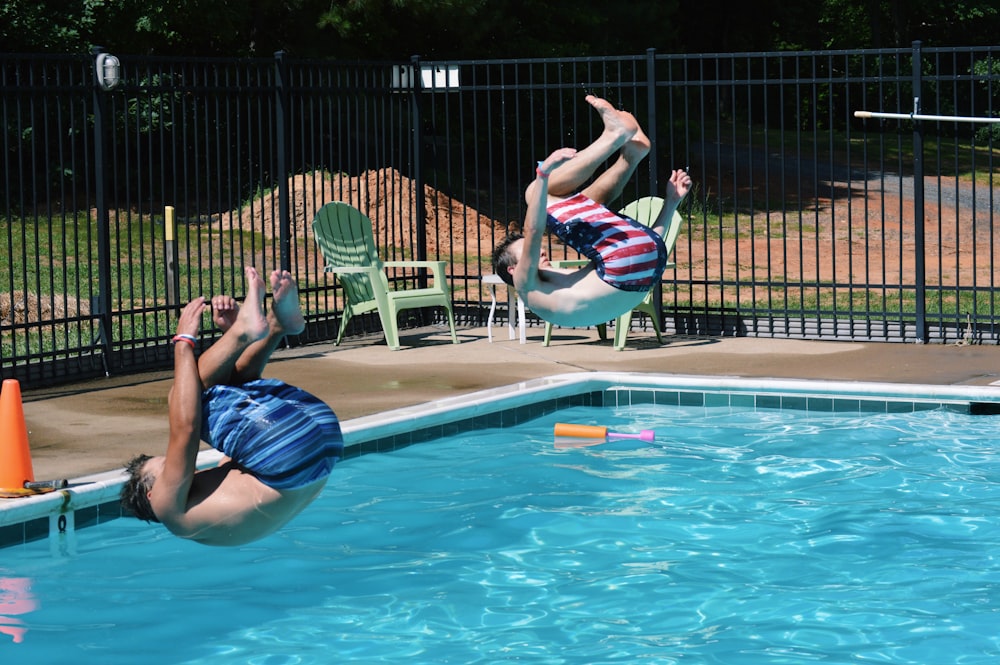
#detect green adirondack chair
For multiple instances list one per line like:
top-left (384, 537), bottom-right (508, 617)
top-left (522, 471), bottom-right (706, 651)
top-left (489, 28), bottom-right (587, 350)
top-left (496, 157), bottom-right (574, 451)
top-left (312, 202), bottom-right (458, 350)
top-left (543, 196), bottom-right (681, 350)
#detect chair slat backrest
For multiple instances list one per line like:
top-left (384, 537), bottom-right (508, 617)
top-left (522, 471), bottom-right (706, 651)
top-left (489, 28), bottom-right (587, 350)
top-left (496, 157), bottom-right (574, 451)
top-left (312, 202), bottom-right (383, 305)
top-left (619, 195), bottom-right (682, 259)
top-left (620, 195), bottom-right (664, 227)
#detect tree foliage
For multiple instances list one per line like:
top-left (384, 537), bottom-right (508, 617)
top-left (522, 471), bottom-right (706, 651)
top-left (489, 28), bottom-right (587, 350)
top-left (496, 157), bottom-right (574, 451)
top-left (1, 0), bottom-right (997, 57)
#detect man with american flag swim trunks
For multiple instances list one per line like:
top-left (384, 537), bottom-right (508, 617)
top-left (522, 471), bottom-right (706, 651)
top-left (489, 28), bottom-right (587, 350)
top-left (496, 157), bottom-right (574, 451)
top-left (492, 95), bottom-right (691, 329)
top-left (120, 266), bottom-right (343, 546)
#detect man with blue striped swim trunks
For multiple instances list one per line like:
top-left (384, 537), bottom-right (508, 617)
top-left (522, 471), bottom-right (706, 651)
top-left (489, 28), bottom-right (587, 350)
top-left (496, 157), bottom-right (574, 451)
top-left (120, 267), bottom-right (343, 546)
top-left (492, 95), bottom-right (692, 329)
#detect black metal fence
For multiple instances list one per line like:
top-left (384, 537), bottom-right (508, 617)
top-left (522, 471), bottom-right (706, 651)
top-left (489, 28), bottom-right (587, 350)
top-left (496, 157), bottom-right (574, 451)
top-left (2, 43), bottom-right (999, 387)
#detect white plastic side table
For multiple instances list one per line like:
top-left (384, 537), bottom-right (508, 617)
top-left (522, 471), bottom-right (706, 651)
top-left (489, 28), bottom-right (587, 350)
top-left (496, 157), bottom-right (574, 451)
top-left (481, 274), bottom-right (526, 343)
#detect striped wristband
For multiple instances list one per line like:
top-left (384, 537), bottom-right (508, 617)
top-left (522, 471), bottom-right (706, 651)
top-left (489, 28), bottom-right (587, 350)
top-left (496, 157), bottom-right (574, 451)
top-left (172, 334), bottom-right (197, 348)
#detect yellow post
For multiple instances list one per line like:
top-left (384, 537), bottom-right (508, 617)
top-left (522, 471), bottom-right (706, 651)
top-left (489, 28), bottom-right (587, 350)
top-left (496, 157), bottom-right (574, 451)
top-left (165, 206), bottom-right (178, 308)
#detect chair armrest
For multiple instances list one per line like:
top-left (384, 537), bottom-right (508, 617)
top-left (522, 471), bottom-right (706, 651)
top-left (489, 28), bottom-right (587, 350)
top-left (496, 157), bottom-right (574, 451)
top-left (324, 266), bottom-right (380, 275)
top-left (383, 260), bottom-right (446, 269)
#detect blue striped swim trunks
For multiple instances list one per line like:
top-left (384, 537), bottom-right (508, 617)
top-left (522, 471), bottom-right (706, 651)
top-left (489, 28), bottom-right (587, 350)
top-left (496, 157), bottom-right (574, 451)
top-left (546, 193), bottom-right (667, 292)
top-left (200, 378), bottom-right (343, 490)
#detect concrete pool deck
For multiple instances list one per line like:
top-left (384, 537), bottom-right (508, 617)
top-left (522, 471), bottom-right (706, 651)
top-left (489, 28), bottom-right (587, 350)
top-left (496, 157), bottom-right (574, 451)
top-left (15, 324), bottom-right (1000, 484)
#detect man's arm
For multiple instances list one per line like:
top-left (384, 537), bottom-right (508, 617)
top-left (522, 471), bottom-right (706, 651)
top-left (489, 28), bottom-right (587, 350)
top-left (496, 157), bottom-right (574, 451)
top-left (513, 148), bottom-right (578, 293)
top-left (149, 297), bottom-right (207, 532)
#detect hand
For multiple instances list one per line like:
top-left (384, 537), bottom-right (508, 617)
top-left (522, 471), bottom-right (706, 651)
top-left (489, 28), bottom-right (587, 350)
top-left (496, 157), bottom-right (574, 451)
top-left (538, 147), bottom-right (578, 176)
top-left (175, 296), bottom-right (207, 338)
top-left (666, 168), bottom-right (692, 205)
top-left (210, 295), bottom-right (239, 332)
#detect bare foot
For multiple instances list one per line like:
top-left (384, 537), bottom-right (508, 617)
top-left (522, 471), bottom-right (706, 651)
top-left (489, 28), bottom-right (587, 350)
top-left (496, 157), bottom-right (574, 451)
top-left (232, 267), bottom-right (269, 342)
top-left (586, 95), bottom-right (639, 141)
top-left (269, 269), bottom-right (305, 335)
top-left (211, 295), bottom-right (239, 332)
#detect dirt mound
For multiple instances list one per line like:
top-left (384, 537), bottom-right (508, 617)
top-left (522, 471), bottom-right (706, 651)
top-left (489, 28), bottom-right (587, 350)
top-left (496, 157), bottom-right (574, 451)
top-left (240, 168), bottom-right (514, 262)
top-left (0, 291), bottom-right (90, 325)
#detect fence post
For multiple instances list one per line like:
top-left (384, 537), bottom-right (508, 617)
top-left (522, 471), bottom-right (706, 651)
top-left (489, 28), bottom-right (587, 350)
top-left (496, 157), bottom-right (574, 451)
top-left (646, 48), bottom-right (659, 195)
top-left (911, 40), bottom-right (927, 343)
top-left (91, 46), bottom-right (114, 371)
top-left (410, 55), bottom-right (428, 267)
top-left (274, 50), bottom-right (292, 273)
top-left (645, 47), bottom-right (663, 334)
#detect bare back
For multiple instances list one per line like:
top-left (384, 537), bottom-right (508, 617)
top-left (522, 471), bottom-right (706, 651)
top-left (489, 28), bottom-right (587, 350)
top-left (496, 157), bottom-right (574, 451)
top-left (523, 263), bottom-right (648, 327)
top-left (161, 462), bottom-right (327, 546)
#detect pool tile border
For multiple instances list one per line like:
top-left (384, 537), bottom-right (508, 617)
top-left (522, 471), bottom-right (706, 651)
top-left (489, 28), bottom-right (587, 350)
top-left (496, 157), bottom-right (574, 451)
top-left (2, 372), bottom-right (998, 550)
top-left (601, 387), bottom-right (971, 415)
top-left (345, 390), bottom-right (607, 458)
top-left (348, 386), bottom-right (974, 457)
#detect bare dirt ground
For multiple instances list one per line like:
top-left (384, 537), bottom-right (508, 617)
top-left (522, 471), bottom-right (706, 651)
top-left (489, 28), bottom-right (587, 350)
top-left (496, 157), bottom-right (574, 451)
top-left (682, 177), bottom-right (988, 295)
top-left (250, 166), bottom-right (995, 300)
top-left (1, 292), bottom-right (90, 326)
top-left (679, 182), bottom-right (993, 290)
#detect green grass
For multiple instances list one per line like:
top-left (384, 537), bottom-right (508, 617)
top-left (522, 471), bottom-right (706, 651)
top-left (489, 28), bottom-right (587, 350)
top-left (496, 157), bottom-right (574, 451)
top-left (0, 211), bottom-right (294, 361)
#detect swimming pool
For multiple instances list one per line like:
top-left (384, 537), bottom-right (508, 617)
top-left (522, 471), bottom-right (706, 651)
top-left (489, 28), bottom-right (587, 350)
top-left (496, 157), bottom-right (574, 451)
top-left (2, 373), bottom-right (1000, 663)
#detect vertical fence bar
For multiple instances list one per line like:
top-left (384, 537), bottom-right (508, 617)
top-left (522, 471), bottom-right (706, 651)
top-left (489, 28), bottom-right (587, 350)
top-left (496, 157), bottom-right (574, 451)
top-left (410, 55), bottom-right (428, 268)
top-left (645, 48), bottom-right (663, 334)
top-left (911, 41), bottom-right (927, 343)
top-left (274, 51), bottom-right (291, 273)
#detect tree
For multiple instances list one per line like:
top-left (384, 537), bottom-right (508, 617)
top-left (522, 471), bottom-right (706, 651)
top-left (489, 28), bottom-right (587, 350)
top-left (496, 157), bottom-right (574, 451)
top-left (0, 0), bottom-right (100, 53)
top-left (313, 0), bottom-right (683, 59)
top-left (1, 0), bottom-right (997, 58)
top-left (815, 0), bottom-right (1000, 49)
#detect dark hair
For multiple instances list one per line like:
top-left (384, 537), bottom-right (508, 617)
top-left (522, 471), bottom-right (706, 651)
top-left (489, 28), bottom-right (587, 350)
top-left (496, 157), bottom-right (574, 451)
top-left (120, 454), bottom-right (160, 523)
top-left (492, 233), bottom-right (524, 286)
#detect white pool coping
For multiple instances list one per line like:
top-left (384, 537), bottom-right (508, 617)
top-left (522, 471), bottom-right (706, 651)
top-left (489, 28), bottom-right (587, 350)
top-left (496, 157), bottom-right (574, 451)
top-left (3, 372), bottom-right (999, 535)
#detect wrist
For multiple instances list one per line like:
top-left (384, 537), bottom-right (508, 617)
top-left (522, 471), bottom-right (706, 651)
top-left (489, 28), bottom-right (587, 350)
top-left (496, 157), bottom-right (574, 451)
top-left (172, 333), bottom-right (197, 348)
top-left (535, 160), bottom-right (549, 179)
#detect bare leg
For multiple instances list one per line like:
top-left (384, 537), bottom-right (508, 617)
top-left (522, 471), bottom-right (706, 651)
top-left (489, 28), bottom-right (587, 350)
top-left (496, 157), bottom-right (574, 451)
top-left (227, 269), bottom-right (305, 384)
top-left (581, 122), bottom-right (651, 205)
top-left (525, 96), bottom-right (638, 203)
top-left (195, 267), bottom-right (269, 389)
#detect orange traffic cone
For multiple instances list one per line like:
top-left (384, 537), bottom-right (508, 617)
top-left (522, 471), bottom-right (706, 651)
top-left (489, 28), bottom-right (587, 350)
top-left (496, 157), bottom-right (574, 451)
top-left (0, 379), bottom-right (36, 497)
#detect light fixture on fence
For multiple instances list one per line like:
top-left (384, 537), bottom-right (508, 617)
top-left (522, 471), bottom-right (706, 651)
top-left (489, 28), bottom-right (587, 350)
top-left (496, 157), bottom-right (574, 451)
top-left (95, 53), bottom-right (121, 91)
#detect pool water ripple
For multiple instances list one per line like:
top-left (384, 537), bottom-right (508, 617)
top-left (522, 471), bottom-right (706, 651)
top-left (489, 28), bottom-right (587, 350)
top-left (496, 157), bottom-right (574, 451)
top-left (4, 402), bottom-right (1000, 663)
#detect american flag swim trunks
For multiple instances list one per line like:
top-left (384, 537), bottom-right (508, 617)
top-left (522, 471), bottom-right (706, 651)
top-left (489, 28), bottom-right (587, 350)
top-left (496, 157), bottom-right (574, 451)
top-left (546, 193), bottom-right (667, 292)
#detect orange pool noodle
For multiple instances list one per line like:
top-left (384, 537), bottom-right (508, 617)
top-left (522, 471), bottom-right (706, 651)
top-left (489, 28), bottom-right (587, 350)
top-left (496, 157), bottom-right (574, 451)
top-left (554, 422), bottom-right (657, 443)
top-left (554, 423), bottom-right (608, 439)
top-left (0, 379), bottom-right (35, 492)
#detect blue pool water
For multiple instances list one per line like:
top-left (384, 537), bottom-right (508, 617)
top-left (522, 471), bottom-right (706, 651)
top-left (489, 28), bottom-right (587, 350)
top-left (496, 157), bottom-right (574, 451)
top-left (3, 401), bottom-right (1000, 663)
